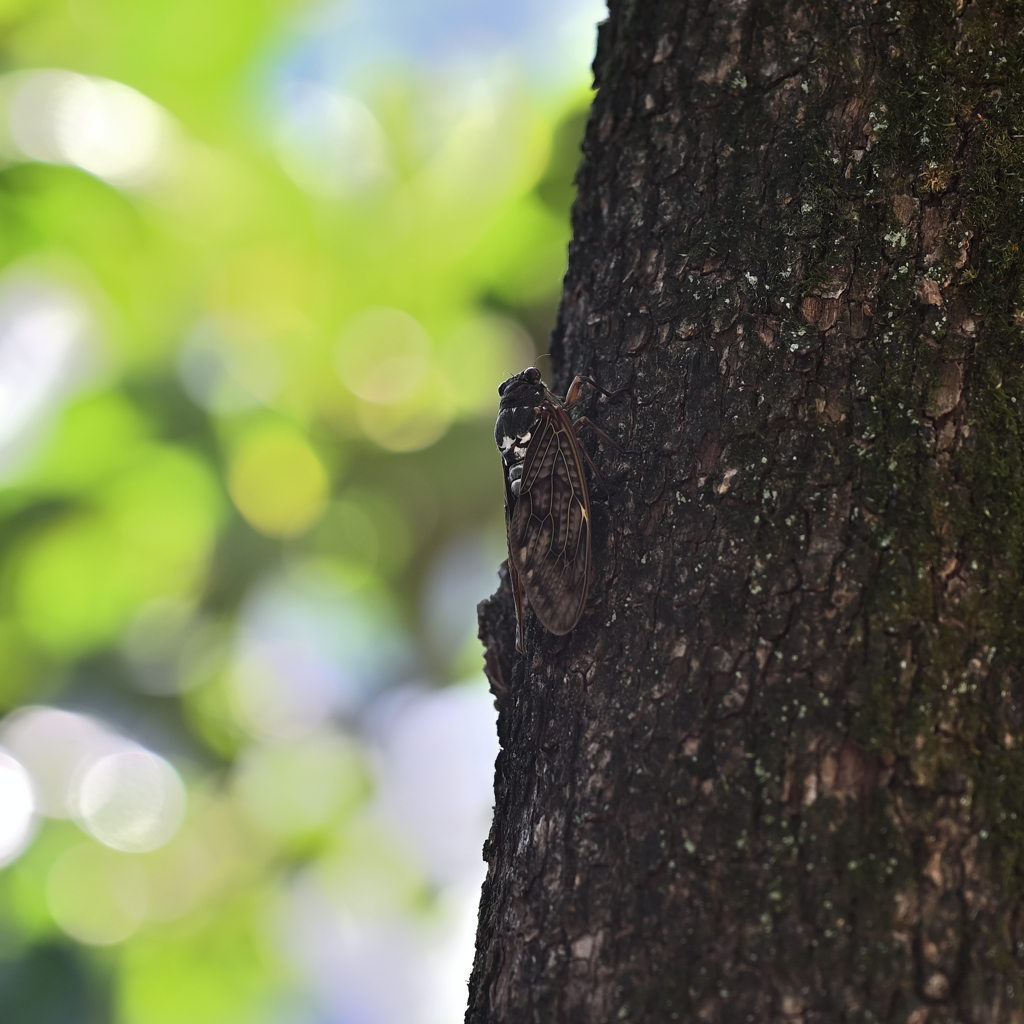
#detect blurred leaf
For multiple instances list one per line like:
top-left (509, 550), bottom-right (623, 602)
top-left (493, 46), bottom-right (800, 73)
top-left (11, 444), bottom-right (222, 655)
top-left (45, 842), bottom-right (147, 946)
top-left (0, 622), bottom-right (44, 711)
top-left (4, 821), bottom-right (86, 940)
top-left (118, 899), bottom-right (282, 1024)
top-left (232, 731), bottom-right (370, 856)
top-left (226, 421), bottom-right (329, 537)
top-left (21, 391), bottom-right (151, 495)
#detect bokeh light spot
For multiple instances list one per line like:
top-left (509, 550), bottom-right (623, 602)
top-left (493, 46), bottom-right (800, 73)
top-left (355, 397), bottom-right (453, 453)
top-left (46, 841), bottom-right (148, 945)
top-left (229, 640), bottom-right (340, 740)
top-left (71, 748), bottom-right (186, 853)
top-left (0, 748), bottom-right (36, 865)
top-left (0, 706), bottom-right (121, 817)
top-left (6, 69), bottom-right (175, 188)
top-left (233, 731), bottom-right (368, 851)
top-left (177, 315), bottom-right (282, 414)
top-left (0, 707), bottom-right (186, 856)
top-left (437, 314), bottom-right (535, 416)
top-left (228, 564), bottom-right (413, 739)
top-left (335, 307), bottom-right (431, 405)
top-left (372, 682), bottom-right (497, 886)
top-left (228, 425), bottom-right (329, 537)
top-left (275, 84), bottom-right (392, 197)
top-left (0, 270), bottom-right (92, 468)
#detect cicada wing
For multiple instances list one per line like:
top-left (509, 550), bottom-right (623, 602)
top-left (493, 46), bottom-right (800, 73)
top-left (501, 462), bottom-right (526, 653)
top-left (509, 404), bottom-right (591, 635)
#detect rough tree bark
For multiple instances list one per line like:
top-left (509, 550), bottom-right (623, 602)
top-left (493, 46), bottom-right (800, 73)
top-left (471, 2), bottom-right (1024, 1021)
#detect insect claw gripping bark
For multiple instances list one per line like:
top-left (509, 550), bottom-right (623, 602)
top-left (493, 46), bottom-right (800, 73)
top-left (494, 366), bottom-right (626, 653)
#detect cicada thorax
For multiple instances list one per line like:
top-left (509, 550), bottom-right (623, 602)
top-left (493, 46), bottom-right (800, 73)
top-left (495, 367), bottom-right (593, 649)
top-left (495, 367), bottom-right (545, 488)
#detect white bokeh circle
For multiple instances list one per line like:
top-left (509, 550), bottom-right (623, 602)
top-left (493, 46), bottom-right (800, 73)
top-left (71, 748), bottom-right (186, 853)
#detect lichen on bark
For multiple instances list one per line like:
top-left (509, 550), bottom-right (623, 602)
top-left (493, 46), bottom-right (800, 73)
top-left (470, 2), bottom-right (1024, 1021)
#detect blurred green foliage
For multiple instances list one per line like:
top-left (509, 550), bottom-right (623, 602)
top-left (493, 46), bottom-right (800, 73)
top-left (0, 0), bottom-right (594, 1019)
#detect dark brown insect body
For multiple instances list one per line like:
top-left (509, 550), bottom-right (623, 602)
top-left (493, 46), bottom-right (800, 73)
top-left (495, 367), bottom-right (595, 652)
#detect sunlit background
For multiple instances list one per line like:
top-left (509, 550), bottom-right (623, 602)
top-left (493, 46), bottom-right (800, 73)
top-left (0, 0), bottom-right (603, 1020)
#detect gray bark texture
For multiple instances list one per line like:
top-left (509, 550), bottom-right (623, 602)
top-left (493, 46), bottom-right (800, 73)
top-left (471, 2), bottom-right (1024, 1021)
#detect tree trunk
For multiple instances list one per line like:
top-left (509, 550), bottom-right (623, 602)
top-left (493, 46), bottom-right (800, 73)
top-left (471, 2), bottom-right (1024, 1021)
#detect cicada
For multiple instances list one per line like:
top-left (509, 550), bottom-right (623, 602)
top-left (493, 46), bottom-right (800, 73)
top-left (495, 367), bottom-right (616, 653)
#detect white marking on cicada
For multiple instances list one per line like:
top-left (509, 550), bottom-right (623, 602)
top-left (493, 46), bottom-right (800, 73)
top-left (500, 435), bottom-right (516, 453)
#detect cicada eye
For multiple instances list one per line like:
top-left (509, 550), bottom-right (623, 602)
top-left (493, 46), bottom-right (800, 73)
top-left (525, 367), bottom-right (542, 384)
top-left (498, 379), bottom-right (510, 396)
